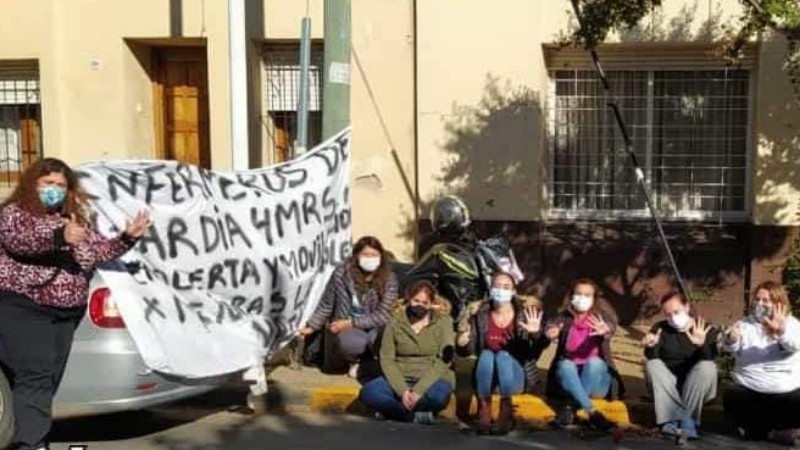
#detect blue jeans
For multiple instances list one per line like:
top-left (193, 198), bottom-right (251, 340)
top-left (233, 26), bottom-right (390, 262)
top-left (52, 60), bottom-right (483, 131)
top-left (555, 357), bottom-right (611, 412)
top-left (358, 376), bottom-right (453, 422)
top-left (475, 349), bottom-right (525, 398)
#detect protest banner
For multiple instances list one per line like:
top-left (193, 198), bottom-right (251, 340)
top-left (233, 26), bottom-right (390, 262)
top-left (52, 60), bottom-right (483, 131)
top-left (77, 129), bottom-right (352, 378)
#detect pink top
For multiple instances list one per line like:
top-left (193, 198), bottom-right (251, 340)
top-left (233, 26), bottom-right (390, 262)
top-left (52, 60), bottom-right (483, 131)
top-left (565, 317), bottom-right (600, 364)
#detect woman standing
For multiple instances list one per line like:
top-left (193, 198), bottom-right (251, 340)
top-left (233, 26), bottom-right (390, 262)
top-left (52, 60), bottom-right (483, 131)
top-left (456, 271), bottom-right (546, 435)
top-left (359, 280), bottom-right (455, 424)
top-left (299, 236), bottom-right (399, 378)
top-left (0, 158), bottom-right (150, 450)
top-left (544, 278), bottom-right (623, 431)
top-left (723, 281), bottom-right (800, 446)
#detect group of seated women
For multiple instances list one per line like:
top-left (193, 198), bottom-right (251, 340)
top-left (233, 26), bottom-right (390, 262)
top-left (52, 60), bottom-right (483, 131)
top-left (299, 236), bottom-right (800, 446)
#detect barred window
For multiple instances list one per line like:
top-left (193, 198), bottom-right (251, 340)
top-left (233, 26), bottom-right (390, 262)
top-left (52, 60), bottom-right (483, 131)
top-left (0, 60), bottom-right (42, 185)
top-left (549, 69), bottom-right (750, 219)
top-left (263, 43), bottom-right (324, 162)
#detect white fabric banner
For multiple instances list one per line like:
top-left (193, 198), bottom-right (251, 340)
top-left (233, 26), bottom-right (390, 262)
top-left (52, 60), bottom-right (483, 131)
top-left (77, 129), bottom-right (352, 379)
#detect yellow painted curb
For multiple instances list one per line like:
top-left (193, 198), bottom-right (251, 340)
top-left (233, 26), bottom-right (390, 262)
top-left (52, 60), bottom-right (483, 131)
top-left (308, 385), bottom-right (630, 427)
top-left (310, 386), bottom-right (361, 413)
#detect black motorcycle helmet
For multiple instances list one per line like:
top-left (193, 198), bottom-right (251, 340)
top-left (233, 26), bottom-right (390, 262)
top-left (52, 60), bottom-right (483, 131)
top-left (430, 195), bottom-right (471, 233)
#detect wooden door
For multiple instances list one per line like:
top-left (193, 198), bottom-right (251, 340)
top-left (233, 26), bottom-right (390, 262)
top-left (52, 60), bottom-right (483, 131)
top-left (153, 48), bottom-right (210, 168)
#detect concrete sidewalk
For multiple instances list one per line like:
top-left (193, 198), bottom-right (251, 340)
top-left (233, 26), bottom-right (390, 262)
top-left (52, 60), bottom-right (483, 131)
top-left (261, 326), bottom-right (729, 432)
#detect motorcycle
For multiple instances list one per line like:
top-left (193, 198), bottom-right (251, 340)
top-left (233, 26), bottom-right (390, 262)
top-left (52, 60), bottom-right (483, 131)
top-left (395, 231), bottom-right (524, 327)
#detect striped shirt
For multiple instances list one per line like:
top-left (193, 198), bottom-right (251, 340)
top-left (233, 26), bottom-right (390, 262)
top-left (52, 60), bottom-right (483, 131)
top-left (307, 263), bottom-right (398, 331)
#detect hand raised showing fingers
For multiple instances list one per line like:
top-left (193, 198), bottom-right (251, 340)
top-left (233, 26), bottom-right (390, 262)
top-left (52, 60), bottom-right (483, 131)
top-left (643, 328), bottom-right (662, 348)
top-left (518, 307), bottom-right (543, 334)
top-left (588, 314), bottom-right (611, 337)
top-left (686, 316), bottom-right (711, 346)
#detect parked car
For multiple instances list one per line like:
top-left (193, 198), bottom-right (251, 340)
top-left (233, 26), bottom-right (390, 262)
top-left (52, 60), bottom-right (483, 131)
top-left (0, 271), bottom-right (220, 448)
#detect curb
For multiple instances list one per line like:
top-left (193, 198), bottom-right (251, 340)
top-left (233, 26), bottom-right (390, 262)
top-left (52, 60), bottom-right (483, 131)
top-left (283, 385), bottom-right (632, 427)
top-left (263, 382), bottom-right (728, 433)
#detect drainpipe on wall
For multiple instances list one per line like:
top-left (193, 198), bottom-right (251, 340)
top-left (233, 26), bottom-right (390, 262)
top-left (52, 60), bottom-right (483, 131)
top-left (322, 0), bottom-right (351, 140)
top-left (412, 0), bottom-right (420, 259)
top-left (228, 0), bottom-right (249, 170)
top-left (295, 15), bottom-right (313, 157)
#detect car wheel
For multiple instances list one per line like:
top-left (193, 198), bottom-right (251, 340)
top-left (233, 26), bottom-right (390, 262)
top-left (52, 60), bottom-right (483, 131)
top-left (0, 369), bottom-right (13, 450)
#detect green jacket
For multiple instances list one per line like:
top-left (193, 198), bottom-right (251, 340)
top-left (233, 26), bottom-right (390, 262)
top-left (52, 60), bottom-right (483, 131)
top-left (379, 309), bottom-right (456, 397)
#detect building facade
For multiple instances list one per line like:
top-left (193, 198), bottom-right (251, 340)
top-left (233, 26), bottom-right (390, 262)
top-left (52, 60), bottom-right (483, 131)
top-left (1, 0), bottom-right (797, 324)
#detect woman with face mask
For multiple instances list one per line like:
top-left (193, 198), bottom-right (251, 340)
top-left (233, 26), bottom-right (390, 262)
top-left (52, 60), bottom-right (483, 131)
top-left (722, 281), bottom-right (800, 446)
top-left (455, 271), bottom-right (547, 435)
top-left (0, 158), bottom-right (150, 450)
top-left (358, 280), bottom-right (455, 424)
top-left (544, 278), bottom-right (623, 431)
top-left (299, 236), bottom-right (398, 378)
top-left (643, 291), bottom-right (718, 442)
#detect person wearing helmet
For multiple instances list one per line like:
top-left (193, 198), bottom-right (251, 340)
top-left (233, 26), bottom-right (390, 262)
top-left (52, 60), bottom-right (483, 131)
top-left (431, 195), bottom-right (472, 234)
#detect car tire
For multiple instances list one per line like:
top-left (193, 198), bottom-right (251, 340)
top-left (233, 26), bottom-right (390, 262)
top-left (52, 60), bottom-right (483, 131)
top-left (0, 369), bottom-right (13, 450)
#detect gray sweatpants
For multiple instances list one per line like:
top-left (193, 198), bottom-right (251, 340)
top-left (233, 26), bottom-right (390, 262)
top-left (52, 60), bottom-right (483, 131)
top-left (335, 327), bottom-right (380, 363)
top-left (645, 359), bottom-right (717, 425)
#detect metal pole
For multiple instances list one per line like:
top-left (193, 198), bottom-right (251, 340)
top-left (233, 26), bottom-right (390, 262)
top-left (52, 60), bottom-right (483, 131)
top-left (228, 0), bottom-right (249, 170)
top-left (295, 16), bottom-right (312, 156)
top-left (569, 0), bottom-right (690, 300)
top-left (322, 0), bottom-right (351, 140)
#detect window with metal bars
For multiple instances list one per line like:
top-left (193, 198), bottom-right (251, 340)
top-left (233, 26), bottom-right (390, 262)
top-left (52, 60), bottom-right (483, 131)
top-left (0, 60), bottom-right (42, 186)
top-left (263, 43), bottom-right (323, 162)
top-left (548, 68), bottom-right (750, 220)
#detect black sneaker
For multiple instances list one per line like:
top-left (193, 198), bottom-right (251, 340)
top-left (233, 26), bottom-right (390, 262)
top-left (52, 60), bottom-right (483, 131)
top-left (555, 405), bottom-right (574, 428)
top-left (588, 411), bottom-right (614, 432)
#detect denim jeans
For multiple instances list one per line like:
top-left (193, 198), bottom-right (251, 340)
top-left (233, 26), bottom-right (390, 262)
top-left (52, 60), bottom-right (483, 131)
top-left (358, 376), bottom-right (453, 422)
top-left (475, 349), bottom-right (525, 398)
top-left (555, 357), bottom-right (611, 412)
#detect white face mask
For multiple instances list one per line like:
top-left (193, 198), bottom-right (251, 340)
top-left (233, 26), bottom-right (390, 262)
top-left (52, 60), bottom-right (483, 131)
top-left (358, 256), bottom-right (381, 273)
top-left (490, 288), bottom-right (514, 304)
top-left (752, 303), bottom-right (773, 321)
top-left (668, 311), bottom-right (691, 330)
top-left (571, 294), bottom-right (593, 312)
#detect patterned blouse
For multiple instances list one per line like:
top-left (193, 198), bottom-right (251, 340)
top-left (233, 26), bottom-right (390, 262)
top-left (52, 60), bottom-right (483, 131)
top-left (0, 202), bottom-right (136, 308)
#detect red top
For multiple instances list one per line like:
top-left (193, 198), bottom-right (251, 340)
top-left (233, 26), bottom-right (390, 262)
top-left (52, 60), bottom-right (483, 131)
top-left (485, 313), bottom-right (515, 352)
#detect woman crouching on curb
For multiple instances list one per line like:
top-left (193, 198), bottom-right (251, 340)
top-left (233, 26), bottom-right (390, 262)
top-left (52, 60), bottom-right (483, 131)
top-left (359, 280), bottom-right (455, 424)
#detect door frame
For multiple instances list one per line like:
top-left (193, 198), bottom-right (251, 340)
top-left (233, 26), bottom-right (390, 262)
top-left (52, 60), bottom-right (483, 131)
top-left (151, 44), bottom-right (210, 167)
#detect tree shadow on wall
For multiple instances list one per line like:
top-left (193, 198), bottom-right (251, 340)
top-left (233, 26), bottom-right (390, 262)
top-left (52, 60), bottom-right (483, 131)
top-left (618, 0), bottom-right (725, 43)
top-left (399, 68), bottom-right (795, 327)
top-left (397, 74), bottom-right (545, 246)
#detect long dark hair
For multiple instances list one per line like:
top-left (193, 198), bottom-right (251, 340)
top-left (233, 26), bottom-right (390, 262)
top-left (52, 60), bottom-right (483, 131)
top-left (349, 236), bottom-right (392, 298)
top-left (1, 158), bottom-right (89, 224)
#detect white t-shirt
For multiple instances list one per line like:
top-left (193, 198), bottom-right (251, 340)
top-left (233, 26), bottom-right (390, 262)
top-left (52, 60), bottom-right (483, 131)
top-left (724, 315), bottom-right (800, 394)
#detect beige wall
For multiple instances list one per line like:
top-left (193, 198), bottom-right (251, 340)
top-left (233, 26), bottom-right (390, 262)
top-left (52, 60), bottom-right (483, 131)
top-left (752, 33), bottom-right (800, 225)
top-left (349, 0), bottom-right (415, 258)
top-left (1, 0), bottom-right (798, 261)
top-left (416, 0), bottom-right (563, 222)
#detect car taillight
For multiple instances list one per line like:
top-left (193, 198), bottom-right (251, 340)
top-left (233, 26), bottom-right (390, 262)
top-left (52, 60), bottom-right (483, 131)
top-left (89, 288), bottom-right (125, 328)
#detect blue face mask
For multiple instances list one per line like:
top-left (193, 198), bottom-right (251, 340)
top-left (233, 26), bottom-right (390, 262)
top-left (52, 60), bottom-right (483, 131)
top-left (39, 186), bottom-right (67, 209)
top-left (490, 288), bottom-right (514, 303)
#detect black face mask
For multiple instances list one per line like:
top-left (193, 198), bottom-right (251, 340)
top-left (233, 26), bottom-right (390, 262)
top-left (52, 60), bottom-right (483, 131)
top-left (406, 305), bottom-right (429, 322)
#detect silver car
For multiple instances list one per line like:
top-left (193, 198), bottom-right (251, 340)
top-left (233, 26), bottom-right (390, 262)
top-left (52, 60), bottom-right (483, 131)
top-left (0, 270), bottom-right (220, 448)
